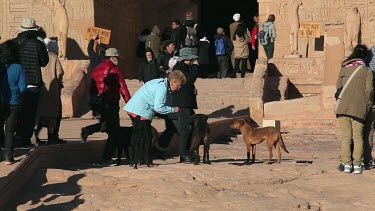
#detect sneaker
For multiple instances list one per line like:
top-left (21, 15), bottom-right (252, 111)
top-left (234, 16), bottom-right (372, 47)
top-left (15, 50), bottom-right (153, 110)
top-left (81, 128), bottom-right (88, 142)
top-left (102, 158), bottom-right (114, 164)
top-left (354, 165), bottom-right (363, 174)
top-left (344, 165), bottom-right (353, 173)
top-left (4, 156), bottom-right (15, 165)
top-left (364, 162), bottom-right (372, 170)
top-left (337, 163), bottom-right (345, 172)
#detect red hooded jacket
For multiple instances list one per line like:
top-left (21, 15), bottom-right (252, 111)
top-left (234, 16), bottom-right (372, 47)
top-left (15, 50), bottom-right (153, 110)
top-left (251, 24), bottom-right (259, 47)
top-left (90, 59), bottom-right (131, 105)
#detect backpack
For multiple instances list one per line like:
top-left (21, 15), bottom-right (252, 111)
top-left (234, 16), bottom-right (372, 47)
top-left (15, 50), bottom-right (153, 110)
top-left (215, 37), bottom-right (226, 56)
top-left (259, 24), bottom-right (271, 46)
top-left (185, 24), bottom-right (198, 47)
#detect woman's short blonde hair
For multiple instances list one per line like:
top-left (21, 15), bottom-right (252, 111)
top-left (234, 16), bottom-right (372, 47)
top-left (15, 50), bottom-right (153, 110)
top-left (168, 70), bottom-right (186, 84)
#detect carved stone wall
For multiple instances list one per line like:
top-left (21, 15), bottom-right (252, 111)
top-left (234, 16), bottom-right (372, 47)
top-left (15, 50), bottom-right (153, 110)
top-left (258, 0), bottom-right (375, 59)
top-left (0, 0), bottom-right (197, 79)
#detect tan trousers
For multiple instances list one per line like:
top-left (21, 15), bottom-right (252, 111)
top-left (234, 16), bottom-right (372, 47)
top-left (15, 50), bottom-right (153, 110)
top-left (339, 116), bottom-right (364, 166)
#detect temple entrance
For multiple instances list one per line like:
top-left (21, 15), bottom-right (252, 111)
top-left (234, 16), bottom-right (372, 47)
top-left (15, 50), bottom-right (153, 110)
top-left (199, 0), bottom-right (259, 77)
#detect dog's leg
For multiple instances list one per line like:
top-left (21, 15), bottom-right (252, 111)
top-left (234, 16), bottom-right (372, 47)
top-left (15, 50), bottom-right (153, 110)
top-left (195, 146), bottom-right (200, 165)
top-left (276, 142), bottom-right (282, 164)
top-left (251, 144), bottom-right (256, 163)
top-left (245, 143), bottom-right (251, 163)
top-left (116, 138), bottom-right (122, 166)
top-left (205, 144), bottom-right (211, 165)
top-left (264, 143), bottom-right (273, 164)
top-left (145, 139), bottom-right (152, 167)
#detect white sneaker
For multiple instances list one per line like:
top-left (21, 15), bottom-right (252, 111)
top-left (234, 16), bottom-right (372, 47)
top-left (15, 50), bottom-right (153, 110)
top-left (353, 165), bottom-right (363, 174)
top-left (344, 165), bottom-right (352, 173)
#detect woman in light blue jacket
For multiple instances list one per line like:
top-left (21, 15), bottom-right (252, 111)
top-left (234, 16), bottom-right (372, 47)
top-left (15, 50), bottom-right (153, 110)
top-left (124, 70), bottom-right (186, 167)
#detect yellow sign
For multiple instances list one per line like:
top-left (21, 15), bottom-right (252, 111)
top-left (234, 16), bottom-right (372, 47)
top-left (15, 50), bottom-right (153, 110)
top-left (298, 21), bottom-right (321, 38)
top-left (85, 26), bottom-right (112, 44)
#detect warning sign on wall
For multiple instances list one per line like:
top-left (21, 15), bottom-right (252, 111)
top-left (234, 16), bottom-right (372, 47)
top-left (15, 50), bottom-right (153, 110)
top-left (298, 21), bottom-right (321, 38)
top-left (85, 26), bottom-right (112, 44)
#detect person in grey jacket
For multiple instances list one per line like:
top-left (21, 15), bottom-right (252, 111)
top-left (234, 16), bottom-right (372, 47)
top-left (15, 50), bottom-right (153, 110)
top-left (262, 14), bottom-right (277, 60)
top-left (336, 45), bottom-right (373, 174)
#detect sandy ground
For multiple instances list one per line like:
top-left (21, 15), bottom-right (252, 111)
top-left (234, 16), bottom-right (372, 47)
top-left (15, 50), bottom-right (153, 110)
top-left (5, 128), bottom-right (375, 210)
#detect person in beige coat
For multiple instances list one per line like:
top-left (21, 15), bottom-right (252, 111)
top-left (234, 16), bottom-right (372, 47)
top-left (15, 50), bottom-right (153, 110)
top-left (145, 25), bottom-right (161, 59)
top-left (335, 45), bottom-right (373, 174)
top-left (233, 24), bottom-right (250, 78)
top-left (35, 38), bottom-right (65, 145)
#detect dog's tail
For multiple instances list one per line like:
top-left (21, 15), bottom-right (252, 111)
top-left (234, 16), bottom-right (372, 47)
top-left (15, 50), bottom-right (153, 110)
top-left (279, 133), bottom-right (289, 153)
top-left (151, 127), bottom-right (168, 152)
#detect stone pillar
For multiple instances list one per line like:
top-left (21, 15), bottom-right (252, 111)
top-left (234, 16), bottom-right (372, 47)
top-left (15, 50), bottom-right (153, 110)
top-left (322, 24), bottom-right (345, 111)
top-left (249, 58), bottom-right (268, 125)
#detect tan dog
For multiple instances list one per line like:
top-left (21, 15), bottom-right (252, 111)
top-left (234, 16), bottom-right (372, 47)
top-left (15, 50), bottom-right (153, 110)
top-left (230, 119), bottom-right (289, 164)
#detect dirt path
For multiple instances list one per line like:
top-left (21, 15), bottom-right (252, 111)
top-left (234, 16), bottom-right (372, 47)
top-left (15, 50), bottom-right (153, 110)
top-left (6, 128), bottom-right (375, 210)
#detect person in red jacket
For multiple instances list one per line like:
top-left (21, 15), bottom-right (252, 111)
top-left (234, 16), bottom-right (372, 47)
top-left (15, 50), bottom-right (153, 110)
top-left (249, 14), bottom-right (259, 72)
top-left (81, 48), bottom-right (131, 164)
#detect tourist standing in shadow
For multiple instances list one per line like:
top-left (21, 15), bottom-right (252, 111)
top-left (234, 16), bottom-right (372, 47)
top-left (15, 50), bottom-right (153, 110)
top-left (250, 13), bottom-right (259, 72)
top-left (138, 48), bottom-right (160, 85)
top-left (146, 25), bottom-right (161, 59)
top-left (13, 17), bottom-right (49, 148)
top-left (214, 27), bottom-right (233, 79)
top-left (233, 24), bottom-right (250, 78)
top-left (34, 38), bottom-right (65, 145)
top-left (158, 40), bottom-right (176, 78)
top-left (0, 40), bottom-right (27, 164)
top-left (171, 19), bottom-right (182, 51)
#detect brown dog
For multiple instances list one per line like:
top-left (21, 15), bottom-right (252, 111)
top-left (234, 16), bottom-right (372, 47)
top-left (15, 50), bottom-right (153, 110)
top-left (189, 114), bottom-right (211, 165)
top-left (230, 119), bottom-right (289, 164)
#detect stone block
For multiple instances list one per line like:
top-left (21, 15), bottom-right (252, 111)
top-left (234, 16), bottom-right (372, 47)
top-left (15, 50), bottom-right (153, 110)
top-left (262, 119), bottom-right (281, 131)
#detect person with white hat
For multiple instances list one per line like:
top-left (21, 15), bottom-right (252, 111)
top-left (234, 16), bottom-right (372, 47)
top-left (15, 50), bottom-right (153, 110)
top-left (13, 17), bottom-right (49, 148)
top-left (81, 47), bottom-right (131, 164)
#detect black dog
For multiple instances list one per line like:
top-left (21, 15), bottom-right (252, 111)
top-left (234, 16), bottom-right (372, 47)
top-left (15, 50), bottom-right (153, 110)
top-left (189, 114), bottom-right (211, 165)
top-left (117, 126), bottom-right (165, 167)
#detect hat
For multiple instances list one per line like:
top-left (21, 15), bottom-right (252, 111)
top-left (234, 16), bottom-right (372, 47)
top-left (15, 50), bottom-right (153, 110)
top-left (19, 17), bottom-right (39, 32)
top-left (217, 27), bottom-right (224, 34)
top-left (177, 48), bottom-right (198, 61)
top-left (233, 13), bottom-right (241, 22)
top-left (105, 48), bottom-right (120, 57)
top-left (186, 11), bottom-right (194, 21)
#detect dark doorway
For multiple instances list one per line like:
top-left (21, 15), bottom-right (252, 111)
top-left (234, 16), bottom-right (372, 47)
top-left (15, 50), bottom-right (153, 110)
top-left (199, 0), bottom-right (258, 77)
top-left (200, 0), bottom-right (258, 40)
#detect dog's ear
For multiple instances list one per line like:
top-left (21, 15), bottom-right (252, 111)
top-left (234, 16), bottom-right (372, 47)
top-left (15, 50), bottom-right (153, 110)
top-left (203, 114), bottom-right (208, 122)
top-left (239, 119), bottom-right (245, 126)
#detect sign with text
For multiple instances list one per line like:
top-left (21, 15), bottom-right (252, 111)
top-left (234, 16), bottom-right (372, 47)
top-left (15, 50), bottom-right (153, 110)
top-left (85, 26), bottom-right (111, 44)
top-left (298, 21), bottom-right (321, 38)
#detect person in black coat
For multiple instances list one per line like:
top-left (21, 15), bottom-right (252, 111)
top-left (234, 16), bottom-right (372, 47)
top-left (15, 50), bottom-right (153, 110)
top-left (172, 48), bottom-right (199, 162)
top-left (12, 17), bottom-right (49, 147)
top-left (138, 48), bottom-right (160, 84)
top-left (88, 34), bottom-right (106, 78)
top-left (198, 35), bottom-right (210, 78)
top-left (157, 40), bottom-right (176, 78)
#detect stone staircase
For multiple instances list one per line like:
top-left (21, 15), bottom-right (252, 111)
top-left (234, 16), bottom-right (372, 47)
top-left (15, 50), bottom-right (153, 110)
top-left (121, 76), bottom-right (254, 118)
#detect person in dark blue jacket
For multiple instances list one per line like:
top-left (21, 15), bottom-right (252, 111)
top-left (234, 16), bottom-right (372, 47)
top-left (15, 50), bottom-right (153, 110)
top-left (0, 40), bottom-right (27, 165)
top-left (87, 33), bottom-right (106, 78)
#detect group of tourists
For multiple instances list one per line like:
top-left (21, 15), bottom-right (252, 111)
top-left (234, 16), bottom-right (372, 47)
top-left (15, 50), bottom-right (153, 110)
top-left (2, 12), bottom-right (375, 172)
top-left (0, 17), bottom-right (65, 165)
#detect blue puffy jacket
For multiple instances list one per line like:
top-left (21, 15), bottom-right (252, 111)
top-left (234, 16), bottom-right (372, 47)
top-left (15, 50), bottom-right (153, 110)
top-left (0, 63), bottom-right (27, 106)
